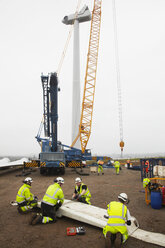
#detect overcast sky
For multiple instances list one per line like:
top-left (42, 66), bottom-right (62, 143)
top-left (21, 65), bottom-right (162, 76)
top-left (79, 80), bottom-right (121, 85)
top-left (1, 0), bottom-right (165, 157)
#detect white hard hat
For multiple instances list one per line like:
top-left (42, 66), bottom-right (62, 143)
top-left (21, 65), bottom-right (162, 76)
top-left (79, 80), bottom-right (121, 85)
top-left (23, 177), bottom-right (33, 184)
top-left (75, 177), bottom-right (82, 183)
top-left (118, 193), bottom-right (128, 202)
top-left (55, 177), bottom-right (64, 184)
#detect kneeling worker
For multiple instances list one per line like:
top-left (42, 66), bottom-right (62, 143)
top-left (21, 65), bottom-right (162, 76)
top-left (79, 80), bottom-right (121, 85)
top-left (72, 177), bottom-right (91, 205)
top-left (30, 177), bottom-right (64, 225)
top-left (16, 177), bottom-right (38, 214)
top-left (103, 193), bottom-right (131, 246)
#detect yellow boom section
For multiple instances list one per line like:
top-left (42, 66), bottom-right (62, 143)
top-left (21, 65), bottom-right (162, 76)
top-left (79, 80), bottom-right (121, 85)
top-left (72, 0), bottom-right (102, 153)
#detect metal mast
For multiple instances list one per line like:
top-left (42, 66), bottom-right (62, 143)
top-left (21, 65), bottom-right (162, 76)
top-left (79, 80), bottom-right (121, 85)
top-left (72, 0), bottom-right (102, 153)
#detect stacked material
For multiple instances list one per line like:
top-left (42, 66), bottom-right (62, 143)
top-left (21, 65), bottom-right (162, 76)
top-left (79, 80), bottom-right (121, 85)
top-left (153, 166), bottom-right (165, 177)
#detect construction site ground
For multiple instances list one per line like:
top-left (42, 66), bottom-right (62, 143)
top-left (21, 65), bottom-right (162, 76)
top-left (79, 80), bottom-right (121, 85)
top-left (0, 165), bottom-right (165, 248)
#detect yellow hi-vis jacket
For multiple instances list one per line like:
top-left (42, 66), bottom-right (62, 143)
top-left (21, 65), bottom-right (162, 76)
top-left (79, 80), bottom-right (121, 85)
top-left (143, 178), bottom-right (150, 188)
top-left (75, 183), bottom-right (91, 199)
top-left (114, 161), bottom-right (120, 168)
top-left (42, 183), bottom-right (64, 206)
top-left (16, 184), bottom-right (34, 204)
top-left (106, 201), bottom-right (127, 234)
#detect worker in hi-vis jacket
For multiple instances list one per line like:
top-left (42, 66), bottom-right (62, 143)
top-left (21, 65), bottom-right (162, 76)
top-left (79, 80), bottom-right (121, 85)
top-left (103, 193), bottom-right (132, 247)
top-left (114, 160), bottom-right (121, 175)
top-left (97, 160), bottom-right (104, 175)
top-left (30, 177), bottom-right (64, 225)
top-left (72, 177), bottom-right (91, 205)
top-left (16, 177), bottom-right (38, 214)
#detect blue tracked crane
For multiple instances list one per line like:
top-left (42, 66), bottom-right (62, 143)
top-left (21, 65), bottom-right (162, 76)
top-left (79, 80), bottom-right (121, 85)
top-left (27, 72), bottom-right (92, 175)
top-left (37, 72), bottom-right (66, 175)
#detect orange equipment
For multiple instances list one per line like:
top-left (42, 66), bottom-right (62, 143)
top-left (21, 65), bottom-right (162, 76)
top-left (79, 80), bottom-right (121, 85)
top-left (119, 141), bottom-right (124, 152)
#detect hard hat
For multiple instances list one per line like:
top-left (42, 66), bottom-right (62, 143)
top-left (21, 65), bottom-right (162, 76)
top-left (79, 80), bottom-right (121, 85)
top-left (55, 177), bottom-right (64, 184)
top-left (118, 193), bottom-right (128, 202)
top-left (23, 177), bottom-right (33, 184)
top-left (75, 177), bottom-right (82, 183)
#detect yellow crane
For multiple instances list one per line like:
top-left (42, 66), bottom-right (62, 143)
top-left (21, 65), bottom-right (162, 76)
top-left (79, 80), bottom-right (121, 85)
top-left (71, 0), bottom-right (124, 155)
top-left (71, 0), bottom-right (102, 153)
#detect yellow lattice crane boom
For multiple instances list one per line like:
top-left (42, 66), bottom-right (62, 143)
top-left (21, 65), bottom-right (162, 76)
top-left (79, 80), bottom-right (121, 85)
top-left (71, 0), bottom-right (102, 153)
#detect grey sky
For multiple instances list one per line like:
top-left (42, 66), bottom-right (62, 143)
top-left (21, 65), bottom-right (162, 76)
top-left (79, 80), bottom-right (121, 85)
top-left (0, 0), bottom-right (165, 157)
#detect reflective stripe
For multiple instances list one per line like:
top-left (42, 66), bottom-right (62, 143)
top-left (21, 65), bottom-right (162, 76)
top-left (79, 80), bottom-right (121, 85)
top-left (45, 188), bottom-right (60, 200)
top-left (42, 217), bottom-right (48, 224)
top-left (41, 200), bottom-right (55, 206)
top-left (17, 200), bottom-right (26, 204)
top-left (107, 223), bottom-right (125, 226)
top-left (122, 204), bottom-right (124, 218)
top-left (44, 193), bottom-right (54, 200)
top-left (109, 215), bottom-right (125, 220)
top-left (17, 187), bottom-right (28, 198)
top-left (53, 188), bottom-right (60, 198)
top-left (85, 190), bottom-right (90, 197)
top-left (109, 203), bottom-right (125, 219)
top-left (76, 184), bottom-right (91, 198)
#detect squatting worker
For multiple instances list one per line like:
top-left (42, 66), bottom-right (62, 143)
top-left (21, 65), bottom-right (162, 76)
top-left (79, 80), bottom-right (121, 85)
top-left (103, 193), bottom-right (132, 246)
top-left (16, 177), bottom-right (38, 214)
top-left (30, 177), bottom-right (64, 225)
top-left (72, 177), bottom-right (91, 205)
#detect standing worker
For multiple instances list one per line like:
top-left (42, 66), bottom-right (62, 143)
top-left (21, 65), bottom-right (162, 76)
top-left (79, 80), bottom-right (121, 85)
top-left (97, 160), bottom-right (104, 175)
top-left (30, 177), bottom-right (64, 225)
top-left (114, 160), bottom-right (121, 175)
top-left (144, 160), bottom-right (150, 177)
top-left (72, 177), bottom-right (91, 205)
top-left (126, 159), bottom-right (130, 169)
top-left (16, 177), bottom-right (38, 214)
top-left (103, 193), bottom-right (132, 247)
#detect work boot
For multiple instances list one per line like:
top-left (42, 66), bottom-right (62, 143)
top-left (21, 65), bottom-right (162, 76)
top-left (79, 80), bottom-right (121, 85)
top-left (29, 213), bottom-right (37, 225)
top-left (32, 206), bottom-right (41, 213)
top-left (17, 207), bottom-right (24, 215)
top-left (114, 233), bottom-right (122, 247)
top-left (105, 231), bottom-right (111, 248)
top-left (110, 233), bottom-right (116, 247)
top-left (30, 213), bottom-right (43, 225)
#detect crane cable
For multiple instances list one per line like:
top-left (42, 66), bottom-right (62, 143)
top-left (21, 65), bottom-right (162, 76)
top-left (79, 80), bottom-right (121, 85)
top-left (112, 0), bottom-right (124, 155)
top-left (40, 0), bottom-right (82, 146)
top-left (57, 0), bottom-right (82, 76)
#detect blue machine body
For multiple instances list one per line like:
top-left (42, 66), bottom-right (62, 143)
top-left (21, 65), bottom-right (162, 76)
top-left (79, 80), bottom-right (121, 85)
top-left (35, 72), bottom-right (93, 174)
